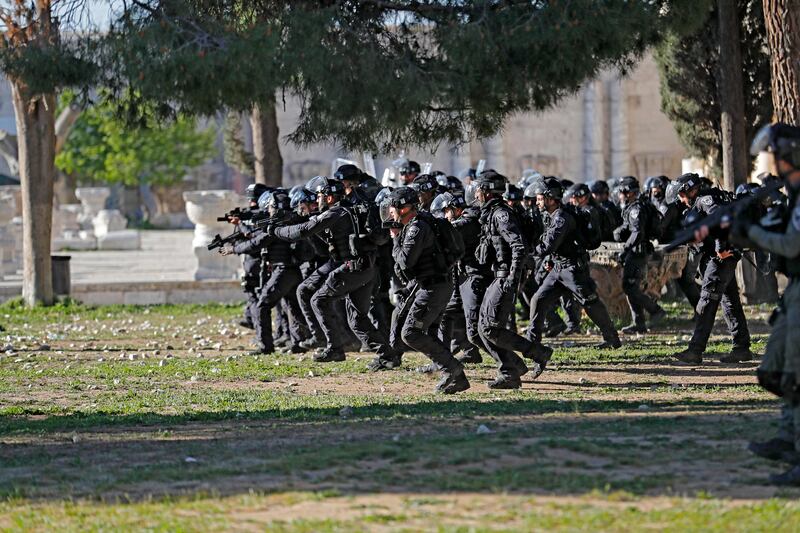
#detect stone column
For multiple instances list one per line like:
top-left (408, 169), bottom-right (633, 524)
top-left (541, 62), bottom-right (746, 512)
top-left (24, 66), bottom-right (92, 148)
top-left (184, 190), bottom-right (243, 280)
top-left (449, 143), bottom-right (473, 178)
top-left (75, 187), bottom-right (110, 230)
top-left (482, 135), bottom-right (506, 174)
top-left (582, 80), bottom-right (607, 181)
top-left (608, 75), bottom-right (630, 177)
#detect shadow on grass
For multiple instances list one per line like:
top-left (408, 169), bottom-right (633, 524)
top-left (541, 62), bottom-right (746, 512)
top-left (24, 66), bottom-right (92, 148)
top-left (0, 398), bottom-right (784, 503)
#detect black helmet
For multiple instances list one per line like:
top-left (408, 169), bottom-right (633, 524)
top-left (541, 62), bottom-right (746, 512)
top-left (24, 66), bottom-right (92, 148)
top-left (503, 184), bottom-right (524, 202)
top-left (560, 178), bottom-right (575, 189)
top-left (474, 170), bottom-right (508, 194)
top-left (306, 175), bottom-right (345, 196)
top-left (256, 190), bottom-right (273, 211)
top-left (531, 176), bottom-right (564, 200)
top-left (567, 183), bottom-right (591, 199)
top-left (644, 175), bottom-right (667, 191)
top-left (757, 172), bottom-right (781, 185)
top-left (387, 186), bottom-right (419, 208)
top-left (589, 180), bottom-right (610, 195)
top-left (735, 183), bottom-right (760, 199)
top-left (750, 122), bottom-right (800, 167)
top-left (267, 188), bottom-right (291, 213)
top-left (430, 192), bottom-right (466, 218)
top-left (675, 173), bottom-right (702, 194)
top-left (245, 183), bottom-right (270, 202)
top-left (374, 186), bottom-right (393, 206)
top-left (617, 176), bottom-right (640, 194)
top-left (410, 174), bottom-right (438, 193)
top-left (335, 164), bottom-right (364, 183)
top-left (290, 188), bottom-right (316, 211)
top-left (399, 160), bottom-right (421, 176)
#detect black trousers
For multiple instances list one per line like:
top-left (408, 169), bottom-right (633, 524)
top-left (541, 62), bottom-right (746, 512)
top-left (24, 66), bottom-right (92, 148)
top-left (391, 279), bottom-right (459, 369)
top-left (688, 255), bottom-right (750, 353)
top-left (478, 276), bottom-right (530, 378)
top-left (676, 252), bottom-right (701, 309)
top-left (312, 262), bottom-right (393, 357)
top-left (622, 254), bottom-right (662, 327)
top-left (255, 266), bottom-right (302, 352)
top-left (527, 260), bottom-right (618, 345)
top-left (459, 274), bottom-right (490, 353)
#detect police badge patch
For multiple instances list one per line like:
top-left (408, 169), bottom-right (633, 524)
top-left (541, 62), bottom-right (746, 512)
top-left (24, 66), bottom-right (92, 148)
top-left (407, 224), bottom-right (421, 239)
top-left (496, 210), bottom-right (510, 224)
top-left (792, 205), bottom-right (800, 232)
top-left (629, 206), bottom-right (640, 221)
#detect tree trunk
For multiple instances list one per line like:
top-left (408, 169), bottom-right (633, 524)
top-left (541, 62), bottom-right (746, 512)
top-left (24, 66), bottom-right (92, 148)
top-left (250, 95), bottom-right (283, 187)
top-left (763, 0), bottom-right (800, 125)
top-left (11, 83), bottom-right (56, 307)
top-left (717, 0), bottom-right (749, 190)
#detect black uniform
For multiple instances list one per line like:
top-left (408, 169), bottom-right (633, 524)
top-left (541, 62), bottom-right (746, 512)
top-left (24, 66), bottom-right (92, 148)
top-left (476, 198), bottom-right (535, 380)
top-left (526, 205), bottom-right (620, 347)
top-left (654, 197), bottom-right (701, 308)
top-left (600, 199), bottom-right (623, 231)
top-left (273, 199), bottom-right (394, 361)
top-left (234, 216), bottom-right (308, 353)
top-left (614, 197), bottom-right (665, 330)
top-left (451, 205), bottom-right (490, 360)
top-left (390, 212), bottom-right (464, 375)
top-left (682, 191), bottom-right (751, 357)
top-left (237, 223), bottom-right (265, 329)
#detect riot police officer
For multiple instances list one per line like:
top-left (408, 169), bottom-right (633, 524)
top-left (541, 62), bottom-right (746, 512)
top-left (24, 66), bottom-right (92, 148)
top-left (231, 183), bottom-right (269, 329)
top-left (399, 160), bottom-right (421, 185)
top-left (433, 191), bottom-right (486, 364)
top-left (224, 190), bottom-right (309, 354)
top-left (672, 173), bottom-right (753, 364)
top-left (590, 179), bottom-right (623, 229)
top-left (737, 123), bottom-right (800, 485)
top-left (269, 176), bottom-right (395, 363)
top-left (526, 177), bottom-right (621, 352)
top-left (473, 171), bottom-right (544, 389)
top-left (410, 174), bottom-right (439, 211)
top-left (376, 187), bottom-right (470, 394)
top-left (613, 177), bottom-right (667, 333)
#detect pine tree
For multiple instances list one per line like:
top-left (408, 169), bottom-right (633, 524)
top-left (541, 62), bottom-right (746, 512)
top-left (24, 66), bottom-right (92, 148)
top-left (654, 0), bottom-right (772, 177)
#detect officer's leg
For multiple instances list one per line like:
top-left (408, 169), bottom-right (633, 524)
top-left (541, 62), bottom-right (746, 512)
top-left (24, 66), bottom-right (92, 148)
top-left (688, 257), bottom-right (727, 354)
top-left (311, 265), bottom-right (354, 353)
top-left (676, 254), bottom-right (701, 309)
top-left (535, 264), bottom-right (567, 333)
top-left (401, 282), bottom-right (457, 368)
top-left (388, 282), bottom-right (414, 356)
top-left (479, 278), bottom-right (527, 378)
top-left (562, 294), bottom-right (583, 331)
top-left (622, 256), bottom-right (649, 328)
top-left (343, 265), bottom-right (394, 358)
top-left (718, 263), bottom-right (751, 352)
top-left (297, 262), bottom-right (335, 344)
top-left (254, 267), bottom-right (295, 353)
top-left (527, 270), bottom-right (566, 344)
top-left (460, 275), bottom-right (489, 354)
top-left (564, 264), bottom-right (620, 345)
top-left (280, 268), bottom-right (308, 346)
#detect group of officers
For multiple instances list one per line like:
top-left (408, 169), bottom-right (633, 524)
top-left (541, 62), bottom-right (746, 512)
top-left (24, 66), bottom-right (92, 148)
top-left (218, 122), bottom-right (800, 484)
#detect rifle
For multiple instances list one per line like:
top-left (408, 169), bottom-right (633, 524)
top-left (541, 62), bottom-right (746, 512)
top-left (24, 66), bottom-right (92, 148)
top-left (207, 230), bottom-right (246, 251)
top-left (207, 212), bottom-right (288, 251)
top-left (663, 180), bottom-right (785, 252)
top-left (216, 206), bottom-right (258, 223)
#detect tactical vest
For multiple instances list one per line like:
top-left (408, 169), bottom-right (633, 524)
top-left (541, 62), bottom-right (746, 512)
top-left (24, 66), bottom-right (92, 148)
top-left (402, 213), bottom-right (439, 281)
top-left (482, 200), bottom-right (520, 271)
top-left (323, 206), bottom-right (357, 261)
top-left (455, 207), bottom-right (488, 276)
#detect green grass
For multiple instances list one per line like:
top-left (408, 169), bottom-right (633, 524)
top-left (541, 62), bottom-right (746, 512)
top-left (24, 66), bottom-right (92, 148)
top-left (0, 300), bottom-right (792, 530)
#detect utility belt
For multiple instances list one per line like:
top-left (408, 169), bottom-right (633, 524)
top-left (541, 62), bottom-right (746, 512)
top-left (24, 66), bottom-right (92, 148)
top-left (416, 274), bottom-right (450, 287)
top-left (344, 255), bottom-right (375, 272)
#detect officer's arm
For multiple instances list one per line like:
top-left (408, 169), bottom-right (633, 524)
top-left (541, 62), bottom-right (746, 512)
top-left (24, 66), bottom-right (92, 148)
top-left (497, 212), bottom-right (526, 273)
top-left (748, 222), bottom-right (800, 259)
top-left (274, 211), bottom-right (335, 241)
top-left (393, 224), bottom-right (424, 271)
top-left (233, 231), bottom-right (269, 255)
top-left (702, 201), bottom-right (730, 252)
top-left (534, 217), bottom-right (568, 257)
top-left (623, 208), bottom-right (644, 251)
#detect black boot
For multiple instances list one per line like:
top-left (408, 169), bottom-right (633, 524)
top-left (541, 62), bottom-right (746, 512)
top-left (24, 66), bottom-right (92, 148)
top-left (673, 348), bottom-right (703, 365)
top-left (313, 348), bottom-right (346, 363)
top-left (488, 374), bottom-right (522, 390)
top-left (436, 365), bottom-right (470, 394)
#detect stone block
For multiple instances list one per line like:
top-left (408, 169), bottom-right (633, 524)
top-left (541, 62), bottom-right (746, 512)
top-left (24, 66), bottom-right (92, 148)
top-left (123, 291), bottom-right (167, 305)
top-left (93, 209), bottom-right (128, 238)
top-left (97, 230), bottom-right (141, 251)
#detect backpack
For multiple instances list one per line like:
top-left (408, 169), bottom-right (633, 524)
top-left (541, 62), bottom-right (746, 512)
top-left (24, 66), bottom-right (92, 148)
top-left (566, 204), bottom-right (603, 251)
top-left (424, 213), bottom-right (465, 270)
top-left (640, 200), bottom-right (663, 242)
